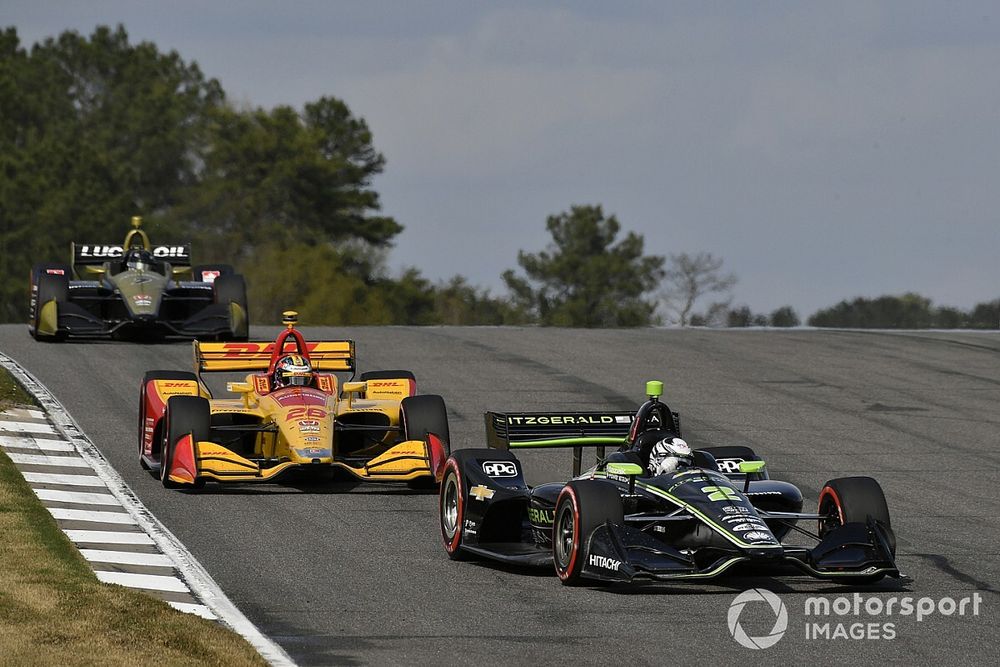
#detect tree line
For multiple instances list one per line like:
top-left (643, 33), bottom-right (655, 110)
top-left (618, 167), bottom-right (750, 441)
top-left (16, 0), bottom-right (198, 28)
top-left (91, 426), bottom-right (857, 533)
top-left (2, 26), bottom-right (995, 330)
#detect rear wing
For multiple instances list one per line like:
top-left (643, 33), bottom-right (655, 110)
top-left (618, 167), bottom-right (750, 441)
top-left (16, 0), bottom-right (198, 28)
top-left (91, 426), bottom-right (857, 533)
top-left (71, 242), bottom-right (192, 271)
top-left (485, 410), bottom-right (635, 475)
top-left (194, 340), bottom-right (355, 374)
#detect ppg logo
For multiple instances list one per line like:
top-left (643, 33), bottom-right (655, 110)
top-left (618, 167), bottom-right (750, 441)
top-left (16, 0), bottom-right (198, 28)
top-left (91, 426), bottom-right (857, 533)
top-left (717, 459), bottom-right (744, 473)
top-left (482, 461), bottom-right (517, 477)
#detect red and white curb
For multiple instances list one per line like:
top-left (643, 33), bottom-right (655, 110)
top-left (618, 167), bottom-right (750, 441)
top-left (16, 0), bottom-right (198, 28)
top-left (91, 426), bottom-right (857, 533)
top-left (0, 353), bottom-right (295, 667)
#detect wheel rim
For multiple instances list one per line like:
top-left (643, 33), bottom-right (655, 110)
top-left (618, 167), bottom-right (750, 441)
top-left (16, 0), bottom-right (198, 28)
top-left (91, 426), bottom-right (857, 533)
top-left (441, 473), bottom-right (459, 540)
top-left (553, 502), bottom-right (576, 570)
top-left (818, 497), bottom-right (841, 537)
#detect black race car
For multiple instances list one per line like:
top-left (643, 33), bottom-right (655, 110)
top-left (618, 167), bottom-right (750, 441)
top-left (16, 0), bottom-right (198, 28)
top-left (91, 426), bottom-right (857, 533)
top-left (29, 216), bottom-right (248, 341)
top-left (439, 381), bottom-right (900, 585)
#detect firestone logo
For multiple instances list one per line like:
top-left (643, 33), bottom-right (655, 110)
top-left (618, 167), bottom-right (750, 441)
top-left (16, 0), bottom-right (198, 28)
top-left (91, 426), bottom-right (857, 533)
top-left (727, 589), bottom-right (788, 649)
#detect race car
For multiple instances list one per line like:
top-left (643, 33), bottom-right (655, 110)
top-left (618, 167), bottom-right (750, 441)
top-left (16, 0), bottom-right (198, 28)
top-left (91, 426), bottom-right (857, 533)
top-left (138, 311), bottom-right (450, 489)
top-left (29, 216), bottom-right (248, 340)
top-left (439, 381), bottom-right (900, 586)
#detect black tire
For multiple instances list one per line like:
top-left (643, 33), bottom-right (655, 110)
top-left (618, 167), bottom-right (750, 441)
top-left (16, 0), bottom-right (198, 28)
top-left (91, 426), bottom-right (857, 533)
top-left (192, 264), bottom-right (235, 282)
top-left (138, 371), bottom-right (197, 472)
top-left (439, 457), bottom-right (468, 560)
top-left (819, 476), bottom-right (895, 584)
top-left (401, 395), bottom-right (450, 453)
top-left (161, 396), bottom-right (210, 489)
top-left (699, 445), bottom-right (768, 479)
top-left (213, 274), bottom-right (248, 340)
top-left (553, 480), bottom-right (624, 585)
top-left (361, 370), bottom-right (416, 381)
top-left (31, 269), bottom-right (69, 341)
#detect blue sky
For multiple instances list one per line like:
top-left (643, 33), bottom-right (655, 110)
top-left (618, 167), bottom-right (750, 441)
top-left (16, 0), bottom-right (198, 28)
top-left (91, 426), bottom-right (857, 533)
top-left (7, 2), bottom-right (1000, 317)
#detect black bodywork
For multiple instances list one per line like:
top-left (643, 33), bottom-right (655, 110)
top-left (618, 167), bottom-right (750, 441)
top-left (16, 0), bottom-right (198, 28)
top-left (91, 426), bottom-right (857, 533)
top-left (442, 394), bottom-right (900, 585)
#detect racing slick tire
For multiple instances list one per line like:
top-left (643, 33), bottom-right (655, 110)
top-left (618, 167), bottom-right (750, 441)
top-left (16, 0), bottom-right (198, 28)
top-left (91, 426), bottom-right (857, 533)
top-left (138, 371), bottom-right (198, 472)
top-left (819, 476), bottom-right (895, 582)
top-left (553, 480), bottom-right (624, 585)
top-left (30, 266), bottom-right (70, 341)
top-left (439, 455), bottom-right (470, 560)
top-left (161, 395), bottom-right (210, 489)
top-left (401, 395), bottom-right (450, 453)
top-left (212, 274), bottom-right (248, 341)
top-left (401, 394), bottom-right (450, 488)
top-left (699, 445), bottom-right (769, 480)
top-left (192, 264), bottom-right (234, 283)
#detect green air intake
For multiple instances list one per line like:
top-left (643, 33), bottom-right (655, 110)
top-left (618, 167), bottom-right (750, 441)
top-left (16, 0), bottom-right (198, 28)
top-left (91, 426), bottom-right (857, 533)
top-left (645, 380), bottom-right (663, 398)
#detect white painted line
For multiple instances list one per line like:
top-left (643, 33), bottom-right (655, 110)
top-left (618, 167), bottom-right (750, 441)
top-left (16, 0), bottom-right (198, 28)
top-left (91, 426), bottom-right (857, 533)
top-left (64, 530), bottom-right (155, 545)
top-left (0, 420), bottom-right (57, 434)
top-left (80, 549), bottom-right (174, 567)
top-left (7, 452), bottom-right (90, 467)
top-left (95, 570), bottom-right (190, 593)
top-left (0, 408), bottom-right (47, 420)
top-left (168, 601), bottom-right (218, 620)
top-left (0, 352), bottom-right (297, 666)
top-left (23, 471), bottom-right (106, 487)
top-left (47, 507), bottom-right (137, 525)
top-left (0, 435), bottom-right (75, 452)
top-left (34, 489), bottom-right (120, 505)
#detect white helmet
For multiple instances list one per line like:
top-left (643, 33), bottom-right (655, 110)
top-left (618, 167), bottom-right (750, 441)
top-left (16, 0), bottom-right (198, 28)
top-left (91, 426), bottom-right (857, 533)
top-left (649, 437), bottom-right (693, 476)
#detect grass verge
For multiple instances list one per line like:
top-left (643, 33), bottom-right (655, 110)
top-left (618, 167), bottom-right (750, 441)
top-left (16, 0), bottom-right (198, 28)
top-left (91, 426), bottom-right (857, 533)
top-left (0, 368), bottom-right (268, 666)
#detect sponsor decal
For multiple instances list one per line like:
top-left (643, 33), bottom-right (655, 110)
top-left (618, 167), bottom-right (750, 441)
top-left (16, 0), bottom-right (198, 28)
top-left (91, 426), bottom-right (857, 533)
top-left (200, 270), bottom-right (221, 283)
top-left (723, 506), bottom-right (753, 514)
top-left (132, 294), bottom-right (152, 307)
top-left (298, 419), bottom-right (321, 433)
top-left (132, 275), bottom-right (154, 284)
top-left (744, 531), bottom-right (776, 543)
top-left (527, 507), bottom-right (554, 525)
top-left (301, 447), bottom-right (327, 456)
top-left (615, 415), bottom-right (633, 424)
top-left (730, 523), bottom-right (755, 532)
top-left (746, 491), bottom-right (783, 496)
top-left (607, 473), bottom-right (629, 483)
top-left (717, 458), bottom-right (744, 473)
top-left (506, 415), bottom-right (622, 426)
top-left (482, 461), bottom-right (517, 477)
top-left (469, 485), bottom-right (495, 501)
top-left (78, 245), bottom-right (124, 258)
top-left (722, 515), bottom-right (766, 526)
top-left (303, 436), bottom-right (321, 442)
top-left (648, 413), bottom-right (661, 425)
top-left (151, 245), bottom-right (188, 258)
top-left (463, 519), bottom-right (478, 536)
top-left (45, 268), bottom-right (65, 275)
top-left (588, 554), bottom-right (621, 571)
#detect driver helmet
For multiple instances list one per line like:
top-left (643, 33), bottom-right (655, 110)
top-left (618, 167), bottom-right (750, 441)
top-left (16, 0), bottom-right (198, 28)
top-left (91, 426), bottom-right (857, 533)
top-left (648, 437), bottom-right (693, 476)
top-left (273, 354), bottom-right (314, 388)
top-left (126, 248), bottom-right (154, 272)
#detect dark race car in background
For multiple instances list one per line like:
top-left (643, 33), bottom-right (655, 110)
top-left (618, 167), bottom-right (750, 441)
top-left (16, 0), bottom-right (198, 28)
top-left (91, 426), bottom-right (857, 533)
top-left (440, 381), bottom-right (901, 586)
top-left (29, 216), bottom-right (248, 341)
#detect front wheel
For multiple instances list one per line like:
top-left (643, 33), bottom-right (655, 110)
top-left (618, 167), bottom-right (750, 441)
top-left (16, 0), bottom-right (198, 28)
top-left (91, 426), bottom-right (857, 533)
top-left (439, 459), bottom-right (467, 560)
top-left (553, 480), bottom-right (624, 585)
top-left (161, 396), bottom-right (210, 489)
top-left (818, 476), bottom-right (895, 582)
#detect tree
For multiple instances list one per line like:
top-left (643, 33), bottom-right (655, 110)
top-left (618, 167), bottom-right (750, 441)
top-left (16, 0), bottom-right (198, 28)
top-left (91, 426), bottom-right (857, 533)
top-left (659, 252), bottom-right (737, 326)
top-left (769, 306), bottom-right (800, 327)
top-left (502, 205), bottom-right (665, 327)
top-left (808, 293), bottom-right (935, 328)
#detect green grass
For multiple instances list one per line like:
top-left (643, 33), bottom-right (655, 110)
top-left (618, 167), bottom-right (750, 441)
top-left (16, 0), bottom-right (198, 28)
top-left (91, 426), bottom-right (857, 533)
top-left (0, 368), bottom-right (268, 666)
top-left (0, 367), bottom-right (38, 413)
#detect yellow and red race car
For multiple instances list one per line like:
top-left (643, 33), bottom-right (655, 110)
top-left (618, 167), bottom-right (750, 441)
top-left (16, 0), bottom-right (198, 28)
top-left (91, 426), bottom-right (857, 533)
top-left (138, 311), bottom-right (450, 489)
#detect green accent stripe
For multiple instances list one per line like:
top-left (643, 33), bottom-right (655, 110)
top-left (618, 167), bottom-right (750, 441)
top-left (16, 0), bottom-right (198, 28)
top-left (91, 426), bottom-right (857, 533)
top-left (592, 471), bottom-right (782, 550)
top-left (508, 437), bottom-right (626, 448)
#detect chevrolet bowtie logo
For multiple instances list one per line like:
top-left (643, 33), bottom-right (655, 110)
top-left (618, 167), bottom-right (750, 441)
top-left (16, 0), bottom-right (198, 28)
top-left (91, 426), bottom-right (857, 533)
top-left (469, 484), bottom-right (495, 501)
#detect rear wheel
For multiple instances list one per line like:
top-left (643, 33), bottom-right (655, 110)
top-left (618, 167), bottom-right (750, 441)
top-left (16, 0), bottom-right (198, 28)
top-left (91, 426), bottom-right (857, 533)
top-left (161, 396), bottom-right (210, 489)
top-left (819, 476), bottom-right (895, 582)
top-left (553, 480), bottom-right (624, 585)
top-left (213, 274), bottom-right (248, 341)
top-left (439, 459), bottom-right (467, 560)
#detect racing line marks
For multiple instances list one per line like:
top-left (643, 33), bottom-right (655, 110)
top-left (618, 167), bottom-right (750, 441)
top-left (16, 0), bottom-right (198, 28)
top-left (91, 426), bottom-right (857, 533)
top-left (0, 351), bottom-right (297, 667)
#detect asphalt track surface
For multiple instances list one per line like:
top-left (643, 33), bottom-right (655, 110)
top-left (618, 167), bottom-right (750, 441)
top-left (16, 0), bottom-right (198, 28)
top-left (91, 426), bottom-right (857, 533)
top-left (1, 324), bottom-right (998, 665)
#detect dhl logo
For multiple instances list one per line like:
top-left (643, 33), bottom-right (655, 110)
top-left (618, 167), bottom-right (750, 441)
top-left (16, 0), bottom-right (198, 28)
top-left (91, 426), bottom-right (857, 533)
top-left (368, 381), bottom-right (401, 387)
top-left (217, 342), bottom-right (321, 358)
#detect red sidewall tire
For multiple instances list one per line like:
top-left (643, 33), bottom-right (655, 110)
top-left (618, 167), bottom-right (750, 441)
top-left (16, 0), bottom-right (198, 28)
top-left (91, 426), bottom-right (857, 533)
top-left (440, 459), bottom-right (465, 558)
top-left (554, 486), bottom-right (582, 582)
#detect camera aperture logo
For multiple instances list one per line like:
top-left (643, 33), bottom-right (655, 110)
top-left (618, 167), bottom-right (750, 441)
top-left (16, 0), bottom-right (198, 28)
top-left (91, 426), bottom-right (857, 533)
top-left (727, 588), bottom-right (788, 649)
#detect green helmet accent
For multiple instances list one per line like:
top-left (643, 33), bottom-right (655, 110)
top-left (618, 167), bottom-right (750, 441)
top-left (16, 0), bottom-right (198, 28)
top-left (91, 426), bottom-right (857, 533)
top-left (645, 380), bottom-right (663, 398)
